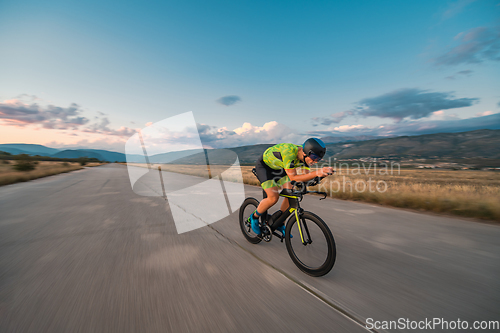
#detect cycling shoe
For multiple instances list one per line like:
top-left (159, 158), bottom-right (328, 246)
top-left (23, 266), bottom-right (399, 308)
top-left (249, 214), bottom-right (261, 235)
top-left (277, 224), bottom-right (292, 238)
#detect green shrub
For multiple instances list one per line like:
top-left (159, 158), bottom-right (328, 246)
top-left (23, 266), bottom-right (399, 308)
top-left (78, 157), bottom-right (88, 166)
top-left (2, 160), bottom-right (10, 164)
top-left (13, 160), bottom-right (36, 171)
top-left (14, 154), bottom-right (31, 161)
top-left (62, 162), bottom-right (70, 167)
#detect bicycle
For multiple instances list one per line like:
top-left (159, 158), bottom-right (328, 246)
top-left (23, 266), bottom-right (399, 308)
top-left (239, 169), bottom-right (336, 277)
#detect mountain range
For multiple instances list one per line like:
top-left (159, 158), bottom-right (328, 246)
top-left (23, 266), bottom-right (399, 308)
top-left (1, 129), bottom-right (499, 165)
top-left (322, 129), bottom-right (500, 160)
top-left (0, 144), bottom-right (132, 162)
top-left (0, 144), bottom-right (60, 156)
top-left (320, 135), bottom-right (381, 144)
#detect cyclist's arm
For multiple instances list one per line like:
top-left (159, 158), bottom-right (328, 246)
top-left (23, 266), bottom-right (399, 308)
top-left (301, 167), bottom-right (311, 174)
top-left (285, 168), bottom-right (328, 182)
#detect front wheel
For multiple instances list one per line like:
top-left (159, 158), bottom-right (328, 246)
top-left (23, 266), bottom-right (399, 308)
top-left (239, 197), bottom-right (262, 244)
top-left (285, 211), bottom-right (336, 277)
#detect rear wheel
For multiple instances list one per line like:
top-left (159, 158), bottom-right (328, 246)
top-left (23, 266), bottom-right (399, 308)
top-left (285, 211), bottom-right (336, 277)
top-left (239, 197), bottom-right (262, 244)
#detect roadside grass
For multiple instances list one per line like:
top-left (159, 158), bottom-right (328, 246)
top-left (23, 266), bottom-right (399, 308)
top-left (0, 161), bottom-right (105, 186)
top-left (127, 163), bottom-right (500, 221)
top-left (310, 169), bottom-right (500, 221)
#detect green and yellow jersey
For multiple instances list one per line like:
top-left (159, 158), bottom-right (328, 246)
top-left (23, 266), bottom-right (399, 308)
top-left (263, 143), bottom-right (307, 170)
top-left (255, 143), bottom-right (309, 189)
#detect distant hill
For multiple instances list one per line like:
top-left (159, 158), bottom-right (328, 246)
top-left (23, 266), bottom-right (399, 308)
top-left (163, 144), bottom-right (273, 165)
top-left (323, 129), bottom-right (500, 160)
top-left (320, 135), bottom-right (381, 144)
top-left (0, 147), bottom-right (30, 155)
top-left (78, 149), bottom-right (127, 162)
top-left (154, 130), bottom-right (500, 166)
top-left (1, 129), bottom-right (499, 165)
top-left (227, 144), bottom-right (274, 164)
top-left (52, 150), bottom-right (105, 160)
top-left (0, 144), bottom-right (60, 156)
top-left (148, 149), bottom-right (206, 163)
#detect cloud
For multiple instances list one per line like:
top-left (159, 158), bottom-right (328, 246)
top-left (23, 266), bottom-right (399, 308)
top-left (352, 88), bottom-right (478, 122)
top-left (83, 117), bottom-right (136, 136)
top-left (307, 112), bottom-right (500, 138)
top-left (14, 94), bottom-right (42, 102)
top-left (476, 110), bottom-right (493, 117)
top-left (48, 138), bottom-right (128, 153)
top-left (311, 117), bottom-right (333, 126)
top-left (432, 111), bottom-right (460, 120)
top-left (445, 69), bottom-right (473, 80)
top-left (0, 98), bottom-right (90, 129)
top-left (83, 117), bottom-right (109, 132)
top-left (434, 26), bottom-right (500, 66)
top-left (0, 96), bottom-right (136, 137)
top-left (354, 88), bottom-right (478, 121)
top-left (330, 124), bottom-right (367, 132)
top-left (196, 123), bottom-right (217, 134)
top-left (312, 111), bottom-right (355, 125)
top-left (197, 121), bottom-right (308, 148)
top-left (421, 110), bottom-right (460, 121)
top-left (442, 0), bottom-right (477, 20)
top-left (216, 95), bottom-right (242, 106)
top-left (312, 88), bottom-right (478, 125)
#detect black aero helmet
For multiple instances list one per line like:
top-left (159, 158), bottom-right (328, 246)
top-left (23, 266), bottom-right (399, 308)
top-left (302, 138), bottom-right (326, 161)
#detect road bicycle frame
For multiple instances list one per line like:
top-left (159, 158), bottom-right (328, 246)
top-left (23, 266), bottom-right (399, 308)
top-left (252, 167), bottom-right (328, 244)
top-left (262, 188), bottom-right (312, 245)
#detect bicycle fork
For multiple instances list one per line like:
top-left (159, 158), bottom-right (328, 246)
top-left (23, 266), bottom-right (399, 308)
top-left (289, 208), bottom-right (312, 245)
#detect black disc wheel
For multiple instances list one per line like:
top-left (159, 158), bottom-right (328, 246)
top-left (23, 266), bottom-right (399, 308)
top-left (239, 197), bottom-right (262, 244)
top-left (285, 211), bottom-right (336, 277)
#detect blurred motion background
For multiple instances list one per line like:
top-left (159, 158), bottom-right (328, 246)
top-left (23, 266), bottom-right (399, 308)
top-left (1, 0), bottom-right (499, 332)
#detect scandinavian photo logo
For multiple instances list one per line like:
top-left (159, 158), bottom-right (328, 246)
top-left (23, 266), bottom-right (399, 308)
top-left (125, 111), bottom-right (245, 234)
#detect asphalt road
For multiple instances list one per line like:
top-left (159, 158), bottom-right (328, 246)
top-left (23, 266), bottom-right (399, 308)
top-left (0, 164), bottom-right (499, 333)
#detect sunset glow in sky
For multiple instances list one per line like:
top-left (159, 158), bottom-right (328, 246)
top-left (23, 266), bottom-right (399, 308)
top-left (1, 0), bottom-right (499, 152)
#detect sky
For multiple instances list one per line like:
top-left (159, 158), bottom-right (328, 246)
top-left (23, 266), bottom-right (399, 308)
top-left (0, 0), bottom-right (499, 152)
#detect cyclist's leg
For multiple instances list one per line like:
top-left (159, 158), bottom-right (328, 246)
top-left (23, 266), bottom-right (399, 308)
top-left (280, 181), bottom-right (292, 212)
top-left (255, 170), bottom-right (291, 216)
top-left (253, 159), bottom-right (283, 218)
top-left (249, 185), bottom-right (279, 235)
top-left (254, 186), bottom-right (280, 217)
top-left (275, 179), bottom-right (293, 237)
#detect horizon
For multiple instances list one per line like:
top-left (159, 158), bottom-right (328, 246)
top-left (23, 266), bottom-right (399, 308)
top-left (1, 127), bottom-right (499, 155)
top-left (1, 1), bottom-right (499, 151)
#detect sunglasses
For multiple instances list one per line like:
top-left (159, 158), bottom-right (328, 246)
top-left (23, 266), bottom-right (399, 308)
top-left (308, 152), bottom-right (322, 162)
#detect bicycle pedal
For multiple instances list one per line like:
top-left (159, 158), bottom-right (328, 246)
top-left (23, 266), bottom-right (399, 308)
top-left (271, 231), bottom-right (284, 242)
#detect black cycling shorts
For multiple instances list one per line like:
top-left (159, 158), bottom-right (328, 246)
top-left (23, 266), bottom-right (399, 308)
top-left (254, 157), bottom-right (290, 189)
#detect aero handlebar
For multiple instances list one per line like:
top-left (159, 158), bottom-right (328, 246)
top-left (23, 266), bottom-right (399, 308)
top-left (289, 173), bottom-right (333, 200)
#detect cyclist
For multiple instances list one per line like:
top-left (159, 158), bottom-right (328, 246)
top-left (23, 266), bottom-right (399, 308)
top-left (250, 138), bottom-right (334, 237)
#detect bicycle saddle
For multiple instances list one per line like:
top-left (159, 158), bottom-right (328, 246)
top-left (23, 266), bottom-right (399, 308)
top-left (280, 188), bottom-right (295, 196)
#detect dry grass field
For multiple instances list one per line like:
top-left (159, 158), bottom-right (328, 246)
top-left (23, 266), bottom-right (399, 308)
top-left (129, 163), bottom-right (500, 221)
top-left (0, 161), bottom-right (104, 186)
top-left (310, 167), bottom-right (500, 221)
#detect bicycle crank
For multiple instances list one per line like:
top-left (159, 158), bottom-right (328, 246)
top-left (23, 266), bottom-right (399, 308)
top-left (262, 225), bottom-right (272, 242)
